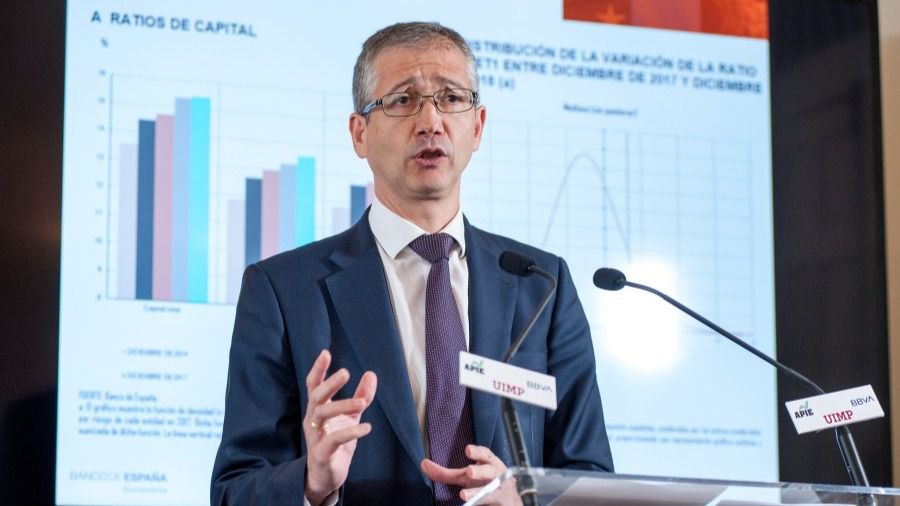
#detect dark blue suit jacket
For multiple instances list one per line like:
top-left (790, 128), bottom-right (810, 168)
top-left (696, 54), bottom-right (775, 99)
top-left (211, 214), bottom-right (613, 505)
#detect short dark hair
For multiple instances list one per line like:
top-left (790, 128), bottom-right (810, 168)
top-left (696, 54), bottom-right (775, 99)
top-left (352, 22), bottom-right (479, 114)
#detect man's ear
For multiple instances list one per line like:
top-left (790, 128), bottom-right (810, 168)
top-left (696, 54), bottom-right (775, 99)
top-left (471, 105), bottom-right (486, 152)
top-left (349, 113), bottom-right (368, 159)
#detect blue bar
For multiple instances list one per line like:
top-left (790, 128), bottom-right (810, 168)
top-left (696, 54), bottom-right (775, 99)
top-left (278, 164), bottom-right (296, 252)
top-left (171, 98), bottom-right (191, 301)
top-left (245, 179), bottom-right (262, 266)
top-left (350, 185), bottom-right (366, 225)
top-left (187, 97), bottom-right (210, 303)
top-left (296, 157), bottom-right (316, 245)
top-left (136, 120), bottom-right (156, 300)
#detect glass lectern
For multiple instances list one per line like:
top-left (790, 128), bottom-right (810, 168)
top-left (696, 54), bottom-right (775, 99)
top-left (464, 467), bottom-right (900, 506)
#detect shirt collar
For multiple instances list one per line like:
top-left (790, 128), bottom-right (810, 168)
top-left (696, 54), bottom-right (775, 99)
top-left (369, 196), bottom-right (466, 260)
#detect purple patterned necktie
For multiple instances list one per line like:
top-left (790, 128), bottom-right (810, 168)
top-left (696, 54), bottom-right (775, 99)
top-left (408, 233), bottom-right (474, 506)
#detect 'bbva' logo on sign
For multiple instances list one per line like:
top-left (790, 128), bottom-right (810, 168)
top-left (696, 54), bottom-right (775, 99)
top-left (793, 400), bottom-right (814, 419)
top-left (850, 396), bottom-right (876, 407)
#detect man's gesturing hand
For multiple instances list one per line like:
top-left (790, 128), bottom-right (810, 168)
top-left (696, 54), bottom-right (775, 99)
top-left (303, 350), bottom-right (377, 506)
top-left (422, 445), bottom-right (523, 505)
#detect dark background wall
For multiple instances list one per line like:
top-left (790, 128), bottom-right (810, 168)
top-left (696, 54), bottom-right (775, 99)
top-left (0, 2), bottom-right (65, 505)
top-left (0, 0), bottom-right (890, 504)
top-left (770, 0), bottom-right (890, 486)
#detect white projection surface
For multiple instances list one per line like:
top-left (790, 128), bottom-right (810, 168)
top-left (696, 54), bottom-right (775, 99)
top-left (57, 1), bottom-right (775, 504)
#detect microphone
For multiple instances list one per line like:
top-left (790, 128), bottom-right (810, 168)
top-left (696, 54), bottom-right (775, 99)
top-left (593, 267), bottom-right (874, 495)
top-left (593, 267), bottom-right (626, 291)
top-left (495, 251), bottom-right (558, 506)
top-left (499, 250), bottom-right (537, 277)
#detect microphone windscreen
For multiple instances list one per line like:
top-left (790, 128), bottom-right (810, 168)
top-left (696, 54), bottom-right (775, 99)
top-left (499, 251), bottom-right (535, 277)
top-left (593, 268), bottom-right (627, 291)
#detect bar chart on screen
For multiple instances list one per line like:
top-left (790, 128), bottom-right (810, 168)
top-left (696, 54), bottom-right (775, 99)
top-left (101, 74), bottom-right (375, 305)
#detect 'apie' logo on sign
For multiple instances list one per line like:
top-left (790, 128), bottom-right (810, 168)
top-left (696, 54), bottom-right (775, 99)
top-left (464, 359), bottom-right (485, 375)
top-left (793, 400), bottom-right (814, 419)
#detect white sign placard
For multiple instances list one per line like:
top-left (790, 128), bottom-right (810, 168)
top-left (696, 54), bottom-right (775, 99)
top-left (784, 385), bottom-right (884, 434)
top-left (459, 351), bottom-right (557, 410)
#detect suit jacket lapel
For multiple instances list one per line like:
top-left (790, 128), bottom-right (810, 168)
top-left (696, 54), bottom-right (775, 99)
top-left (324, 216), bottom-right (427, 479)
top-left (465, 223), bottom-right (518, 450)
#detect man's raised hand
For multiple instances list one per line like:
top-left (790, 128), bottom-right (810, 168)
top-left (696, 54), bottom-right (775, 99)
top-left (303, 350), bottom-right (377, 506)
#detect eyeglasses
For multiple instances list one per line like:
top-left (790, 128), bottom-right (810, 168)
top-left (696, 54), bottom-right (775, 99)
top-left (360, 88), bottom-right (478, 117)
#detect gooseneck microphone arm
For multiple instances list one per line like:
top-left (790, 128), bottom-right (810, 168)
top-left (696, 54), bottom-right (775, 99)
top-left (501, 254), bottom-right (558, 362)
top-left (495, 251), bottom-right (559, 506)
top-left (631, 279), bottom-right (824, 396)
top-left (593, 268), bottom-right (872, 494)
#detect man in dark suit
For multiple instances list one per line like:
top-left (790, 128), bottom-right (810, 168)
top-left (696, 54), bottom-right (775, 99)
top-left (211, 22), bottom-right (613, 506)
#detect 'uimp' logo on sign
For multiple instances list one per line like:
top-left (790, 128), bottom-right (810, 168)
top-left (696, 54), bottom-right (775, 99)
top-left (491, 380), bottom-right (525, 397)
top-left (822, 410), bottom-right (853, 425)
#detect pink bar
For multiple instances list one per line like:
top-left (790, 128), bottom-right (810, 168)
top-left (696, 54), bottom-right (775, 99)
top-left (365, 182), bottom-right (374, 206)
top-left (261, 170), bottom-right (280, 260)
top-left (152, 114), bottom-right (174, 300)
top-left (226, 199), bottom-right (245, 304)
top-left (117, 144), bottom-right (138, 299)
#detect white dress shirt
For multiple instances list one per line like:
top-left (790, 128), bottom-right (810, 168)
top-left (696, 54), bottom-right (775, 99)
top-left (368, 196), bottom-right (470, 440)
